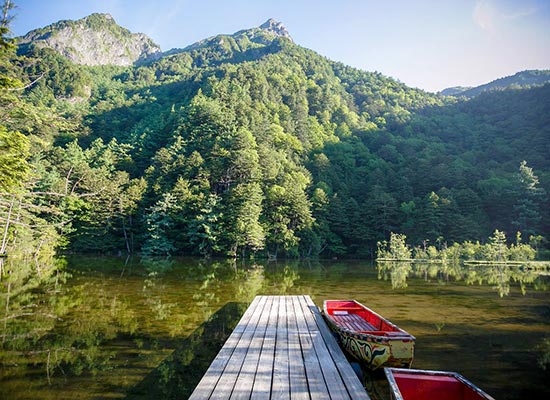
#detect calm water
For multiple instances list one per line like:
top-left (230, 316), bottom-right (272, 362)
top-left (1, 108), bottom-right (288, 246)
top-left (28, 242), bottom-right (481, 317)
top-left (1, 256), bottom-right (550, 399)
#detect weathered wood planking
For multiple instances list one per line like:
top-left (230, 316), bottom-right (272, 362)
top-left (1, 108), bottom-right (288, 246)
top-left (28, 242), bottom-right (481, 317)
top-left (189, 295), bottom-right (371, 400)
top-left (331, 314), bottom-right (377, 331)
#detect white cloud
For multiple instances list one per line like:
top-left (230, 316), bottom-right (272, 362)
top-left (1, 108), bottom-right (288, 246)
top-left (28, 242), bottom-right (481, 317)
top-left (473, 0), bottom-right (497, 32)
top-left (473, 0), bottom-right (538, 32)
top-left (502, 7), bottom-right (537, 20)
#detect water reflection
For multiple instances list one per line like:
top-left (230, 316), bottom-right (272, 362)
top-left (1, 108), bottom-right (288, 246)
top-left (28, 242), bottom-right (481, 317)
top-left (377, 260), bottom-right (550, 297)
top-left (1, 256), bottom-right (549, 399)
top-left (0, 256), bottom-right (72, 384)
top-left (360, 368), bottom-right (391, 400)
top-left (126, 302), bottom-right (246, 400)
top-left (0, 256), bottom-right (307, 397)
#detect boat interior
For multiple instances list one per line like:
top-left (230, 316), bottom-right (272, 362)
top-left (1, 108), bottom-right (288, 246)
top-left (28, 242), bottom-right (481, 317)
top-left (326, 301), bottom-right (404, 335)
top-left (391, 372), bottom-right (488, 400)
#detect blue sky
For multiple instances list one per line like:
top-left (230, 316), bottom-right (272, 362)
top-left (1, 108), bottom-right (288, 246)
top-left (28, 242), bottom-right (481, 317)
top-left (9, 0), bottom-right (550, 92)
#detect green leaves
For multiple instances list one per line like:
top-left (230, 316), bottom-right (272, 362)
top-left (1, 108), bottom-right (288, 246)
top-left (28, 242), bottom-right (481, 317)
top-left (142, 193), bottom-right (178, 256)
top-left (3, 9), bottom-right (549, 259)
top-left (0, 126), bottom-right (29, 191)
top-left (513, 161), bottom-right (545, 237)
top-left (225, 182), bottom-right (265, 256)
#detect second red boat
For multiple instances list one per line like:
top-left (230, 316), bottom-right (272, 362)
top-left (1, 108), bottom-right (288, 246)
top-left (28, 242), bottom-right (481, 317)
top-left (384, 367), bottom-right (496, 400)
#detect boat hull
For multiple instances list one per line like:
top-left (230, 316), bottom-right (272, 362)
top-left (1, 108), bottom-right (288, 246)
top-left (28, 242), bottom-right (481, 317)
top-left (323, 300), bottom-right (414, 370)
top-left (325, 317), bottom-right (414, 369)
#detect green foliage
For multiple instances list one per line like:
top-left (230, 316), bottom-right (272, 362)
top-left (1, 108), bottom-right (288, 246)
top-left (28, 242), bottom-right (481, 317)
top-left (513, 160), bottom-right (545, 237)
top-left (484, 230), bottom-right (508, 261)
top-left (23, 47), bottom-right (93, 102)
top-left (0, 126), bottom-right (29, 191)
top-left (386, 230), bottom-right (540, 262)
top-left (224, 182), bottom-right (265, 256)
top-left (0, 4), bottom-right (29, 193)
top-left (377, 233), bottom-right (412, 260)
top-left (3, 9), bottom-right (550, 259)
top-left (450, 70), bottom-right (550, 98)
top-left (142, 193), bottom-right (177, 256)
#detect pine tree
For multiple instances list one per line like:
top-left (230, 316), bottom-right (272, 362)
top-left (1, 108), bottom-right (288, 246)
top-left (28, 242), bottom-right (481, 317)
top-left (513, 161), bottom-right (545, 237)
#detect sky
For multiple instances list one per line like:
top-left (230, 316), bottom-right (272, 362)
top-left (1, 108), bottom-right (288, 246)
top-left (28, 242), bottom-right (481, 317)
top-left (8, 0), bottom-right (550, 92)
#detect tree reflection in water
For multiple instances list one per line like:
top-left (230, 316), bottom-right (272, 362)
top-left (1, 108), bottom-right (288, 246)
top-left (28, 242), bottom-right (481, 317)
top-left (126, 302), bottom-right (246, 400)
top-left (0, 256), bottom-right (257, 396)
top-left (1, 256), bottom-right (549, 399)
top-left (377, 260), bottom-right (550, 297)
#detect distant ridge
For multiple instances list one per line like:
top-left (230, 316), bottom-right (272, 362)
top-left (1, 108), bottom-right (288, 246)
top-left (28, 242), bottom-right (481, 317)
top-left (440, 70), bottom-right (550, 97)
top-left (439, 86), bottom-right (472, 96)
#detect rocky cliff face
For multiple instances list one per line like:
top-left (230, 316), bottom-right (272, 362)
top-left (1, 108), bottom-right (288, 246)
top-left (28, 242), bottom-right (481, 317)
top-left (175, 18), bottom-right (293, 57)
top-left (18, 13), bottom-right (162, 66)
top-left (259, 18), bottom-right (292, 40)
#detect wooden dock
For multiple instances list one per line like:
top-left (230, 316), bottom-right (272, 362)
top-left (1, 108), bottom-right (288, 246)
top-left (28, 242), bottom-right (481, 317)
top-left (189, 295), bottom-right (370, 399)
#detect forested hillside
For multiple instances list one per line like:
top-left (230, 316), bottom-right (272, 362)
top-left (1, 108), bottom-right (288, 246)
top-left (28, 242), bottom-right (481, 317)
top-left (440, 70), bottom-right (550, 97)
top-left (2, 13), bottom-right (549, 260)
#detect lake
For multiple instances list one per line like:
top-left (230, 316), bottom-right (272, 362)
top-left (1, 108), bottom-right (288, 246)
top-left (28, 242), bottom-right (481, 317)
top-left (1, 256), bottom-right (549, 399)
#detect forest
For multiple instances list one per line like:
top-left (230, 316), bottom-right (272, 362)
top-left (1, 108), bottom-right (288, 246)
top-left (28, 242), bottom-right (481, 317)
top-left (1, 8), bottom-right (549, 266)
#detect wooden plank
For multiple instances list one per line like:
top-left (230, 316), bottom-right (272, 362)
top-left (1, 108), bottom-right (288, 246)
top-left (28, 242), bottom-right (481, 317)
top-left (272, 296), bottom-right (290, 399)
top-left (209, 296), bottom-right (268, 399)
top-left (331, 314), bottom-right (376, 331)
top-left (230, 296), bottom-right (274, 400)
top-left (296, 296), bottom-right (351, 400)
top-left (349, 314), bottom-right (377, 331)
top-left (251, 296), bottom-right (277, 400)
top-left (304, 296), bottom-right (371, 400)
top-left (191, 295), bottom-right (370, 400)
top-left (287, 296), bottom-right (309, 400)
top-left (189, 296), bottom-right (263, 400)
top-left (292, 296), bottom-right (330, 400)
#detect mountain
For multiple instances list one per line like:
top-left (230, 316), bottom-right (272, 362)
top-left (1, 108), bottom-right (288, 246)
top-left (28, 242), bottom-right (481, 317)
top-left (165, 18), bottom-right (292, 58)
top-left (258, 18), bottom-right (292, 40)
top-left (441, 70), bottom-right (550, 97)
top-left (5, 14), bottom-right (550, 259)
top-left (17, 13), bottom-right (162, 66)
top-left (439, 86), bottom-right (472, 96)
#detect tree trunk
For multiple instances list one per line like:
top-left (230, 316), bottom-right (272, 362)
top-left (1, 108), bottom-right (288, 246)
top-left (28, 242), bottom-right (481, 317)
top-left (122, 217), bottom-right (131, 254)
top-left (0, 195), bottom-right (14, 255)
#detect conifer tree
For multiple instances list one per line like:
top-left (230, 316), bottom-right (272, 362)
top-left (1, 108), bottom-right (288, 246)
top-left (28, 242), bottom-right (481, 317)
top-left (513, 161), bottom-right (545, 237)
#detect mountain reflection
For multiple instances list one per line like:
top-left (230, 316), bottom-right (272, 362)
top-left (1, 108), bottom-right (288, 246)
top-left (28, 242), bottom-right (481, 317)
top-left (377, 260), bottom-right (550, 296)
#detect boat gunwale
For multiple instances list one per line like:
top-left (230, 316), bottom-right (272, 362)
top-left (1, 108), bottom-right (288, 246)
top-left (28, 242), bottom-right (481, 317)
top-left (384, 367), bottom-right (496, 400)
top-left (323, 299), bottom-right (416, 341)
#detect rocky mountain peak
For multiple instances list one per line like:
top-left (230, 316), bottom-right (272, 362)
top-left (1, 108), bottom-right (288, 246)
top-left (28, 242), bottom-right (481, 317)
top-left (259, 18), bottom-right (292, 41)
top-left (18, 13), bottom-right (162, 66)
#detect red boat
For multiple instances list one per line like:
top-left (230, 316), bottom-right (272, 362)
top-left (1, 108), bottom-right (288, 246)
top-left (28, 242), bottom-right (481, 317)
top-left (384, 368), bottom-right (496, 400)
top-left (322, 300), bottom-right (415, 369)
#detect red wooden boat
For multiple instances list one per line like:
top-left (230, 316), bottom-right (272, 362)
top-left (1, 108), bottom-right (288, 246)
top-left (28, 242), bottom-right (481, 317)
top-left (384, 368), bottom-right (496, 400)
top-left (322, 300), bottom-right (415, 369)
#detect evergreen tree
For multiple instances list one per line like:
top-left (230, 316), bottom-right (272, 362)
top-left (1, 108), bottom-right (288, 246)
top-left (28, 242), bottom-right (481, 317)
top-left (0, 126), bottom-right (29, 191)
top-left (2, 7), bottom-right (550, 258)
top-left (0, 0), bottom-right (29, 193)
top-left (513, 160), bottom-right (545, 236)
